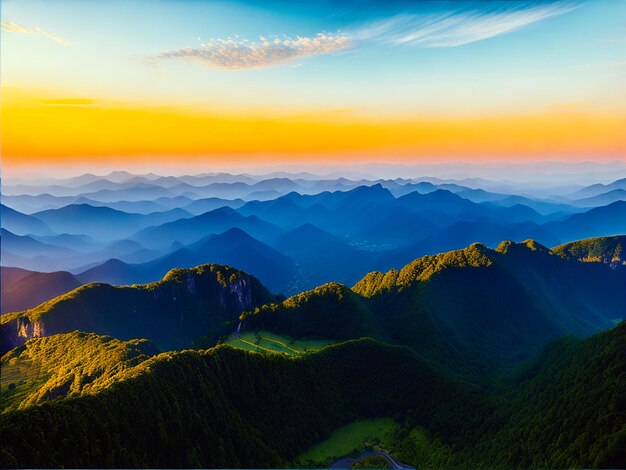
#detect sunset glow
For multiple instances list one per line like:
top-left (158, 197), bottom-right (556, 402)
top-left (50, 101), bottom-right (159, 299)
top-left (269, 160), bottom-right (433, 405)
top-left (3, 88), bottom-right (625, 167)
top-left (1, 0), bottom-right (625, 171)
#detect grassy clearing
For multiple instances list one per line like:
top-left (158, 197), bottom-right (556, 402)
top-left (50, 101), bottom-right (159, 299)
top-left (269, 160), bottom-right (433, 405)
top-left (0, 354), bottom-right (48, 412)
top-left (294, 418), bottom-right (399, 467)
top-left (222, 330), bottom-right (334, 356)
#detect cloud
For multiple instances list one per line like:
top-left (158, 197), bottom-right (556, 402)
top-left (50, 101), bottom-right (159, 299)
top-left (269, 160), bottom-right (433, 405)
top-left (151, 2), bottom-right (574, 71)
top-left (351, 2), bottom-right (575, 47)
top-left (1, 19), bottom-right (70, 45)
top-left (153, 33), bottom-right (351, 70)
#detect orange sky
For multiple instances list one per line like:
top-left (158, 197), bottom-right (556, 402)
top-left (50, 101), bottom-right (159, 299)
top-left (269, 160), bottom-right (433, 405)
top-left (2, 88), bottom-right (625, 168)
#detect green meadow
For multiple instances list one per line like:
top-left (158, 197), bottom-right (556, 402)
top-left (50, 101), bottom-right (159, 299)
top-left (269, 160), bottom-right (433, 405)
top-left (222, 330), bottom-right (334, 356)
top-left (294, 418), bottom-right (400, 467)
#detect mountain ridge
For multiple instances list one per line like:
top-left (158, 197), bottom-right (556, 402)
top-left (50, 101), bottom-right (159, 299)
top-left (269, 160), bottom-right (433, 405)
top-left (0, 264), bottom-right (274, 354)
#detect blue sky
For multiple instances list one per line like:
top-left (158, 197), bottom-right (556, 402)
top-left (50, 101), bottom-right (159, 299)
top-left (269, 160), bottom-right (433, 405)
top-left (2, 0), bottom-right (625, 115)
top-left (1, 0), bottom-right (625, 174)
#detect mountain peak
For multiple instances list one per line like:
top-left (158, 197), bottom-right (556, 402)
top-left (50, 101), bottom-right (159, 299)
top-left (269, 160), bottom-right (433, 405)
top-left (2, 263), bottom-right (275, 354)
top-left (353, 243), bottom-right (497, 296)
top-left (495, 239), bottom-right (550, 255)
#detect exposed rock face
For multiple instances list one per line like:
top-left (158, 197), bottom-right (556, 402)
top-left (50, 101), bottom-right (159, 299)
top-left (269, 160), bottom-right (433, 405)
top-left (2, 318), bottom-right (46, 353)
top-left (1, 264), bottom-right (275, 354)
top-left (229, 277), bottom-right (253, 310)
top-left (18, 318), bottom-right (45, 342)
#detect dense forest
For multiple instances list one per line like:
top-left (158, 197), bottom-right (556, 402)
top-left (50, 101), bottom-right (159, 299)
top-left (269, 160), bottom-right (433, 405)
top-left (553, 235), bottom-right (625, 266)
top-left (1, 338), bottom-right (475, 468)
top-left (1, 237), bottom-right (625, 468)
top-left (1, 323), bottom-right (624, 468)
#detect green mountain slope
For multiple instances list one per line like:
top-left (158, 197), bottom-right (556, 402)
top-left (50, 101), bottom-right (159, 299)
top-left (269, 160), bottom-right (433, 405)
top-left (553, 235), bottom-right (625, 267)
top-left (1, 331), bottom-right (158, 412)
top-left (244, 240), bottom-right (625, 375)
top-left (391, 321), bottom-right (626, 469)
top-left (243, 282), bottom-right (378, 339)
top-left (1, 323), bottom-right (623, 469)
top-left (0, 265), bottom-right (274, 354)
top-left (483, 321), bottom-right (626, 468)
top-left (0, 337), bottom-right (475, 468)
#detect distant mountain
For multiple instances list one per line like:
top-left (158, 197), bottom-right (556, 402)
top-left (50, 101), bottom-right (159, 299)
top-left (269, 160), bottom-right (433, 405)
top-left (0, 205), bottom-right (55, 236)
top-left (243, 240), bottom-right (625, 375)
top-left (274, 224), bottom-right (378, 291)
top-left (183, 197), bottom-right (245, 215)
top-left (244, 189), bottom-right (283, 201)
top-left (418, 218), bottom-right (560, 253)
top-left (101, 239), bottom-right (155, 259)
top-left (251, 177), bottom-right (305, 192)
top-left (571, 188), bottom-right (626, 208)
top-left (79, 228), bottom-right (297, 293)
top-left (237, 192), bottom-right (320, 229)
top-left (31, 204), bottom-right (192, 240)
top-left (276, 223), bottom-right (354, 257)
top-left (1, 267), bottom-right (81, 313)
top-left (568, 177), bottom-right (626, 199)
top-left (239, 186), bottom-right (551, 249)
top-left (1, 194), bottom-right (81, 213)
top-left (238, 184), bottom-right (399, 236)
top-left (0, 266), bottom-right (32, 285)
top-left (74, 197), bottom-right (170, 214)
top-left (77, 185), bottom-right (177, 203)
top-left (1, 264), bottom-right (275, 354)
top-left (30, 232), bottom-right (101, 252)
top-left (75, 258), bottom-right (139, 286)
top-left (395, 189), bottom-right (482, 215)
top-left (1, 229), bottom-right (79, 260)
top-left (131, 206), bottom-right (285, 249)
top-left (483, 194), bottom-right (577, 217)
top-left (545, 201), bottom-right (626, 242)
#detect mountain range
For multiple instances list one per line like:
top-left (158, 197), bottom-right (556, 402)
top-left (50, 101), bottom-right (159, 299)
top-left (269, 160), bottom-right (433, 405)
top-left (3, 173), bottom-right (626, 298)
top-left (2, 171), bottom-right (626, 469)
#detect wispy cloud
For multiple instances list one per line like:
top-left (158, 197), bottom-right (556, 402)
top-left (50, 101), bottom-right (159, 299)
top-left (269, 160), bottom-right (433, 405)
top-left (151, 2), bottom-right (574, 71)
top-left (1, 19), bottom-right (70, 45)
top-left (153, 33), bottom-right (351, 70)
top-left (351, 2), bottom-right (576, 47)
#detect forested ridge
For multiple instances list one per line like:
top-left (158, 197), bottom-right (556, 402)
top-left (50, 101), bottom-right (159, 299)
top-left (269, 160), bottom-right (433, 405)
top-left (0, 264), bottom-right (274, 354)
top-left (0, 237), bottom-right (624, 468)
top-left (243, 240), bottom-right (625, 376)
top-left (391, 321), bottom-right (626, 468)
top-left (1, 338), bottom-right (479, 468)
top-left (553, 235), bottom-right (625, 266)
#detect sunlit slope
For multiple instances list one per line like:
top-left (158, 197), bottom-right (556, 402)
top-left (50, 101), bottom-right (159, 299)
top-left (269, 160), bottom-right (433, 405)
top-left (1, 331), bottom-right (158, 412)
top-left (553, 235), bottom-right (625, 266)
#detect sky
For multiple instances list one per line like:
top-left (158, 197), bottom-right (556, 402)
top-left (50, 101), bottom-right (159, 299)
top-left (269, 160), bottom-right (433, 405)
top-left (1, 0), bottom-right (625, 175)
